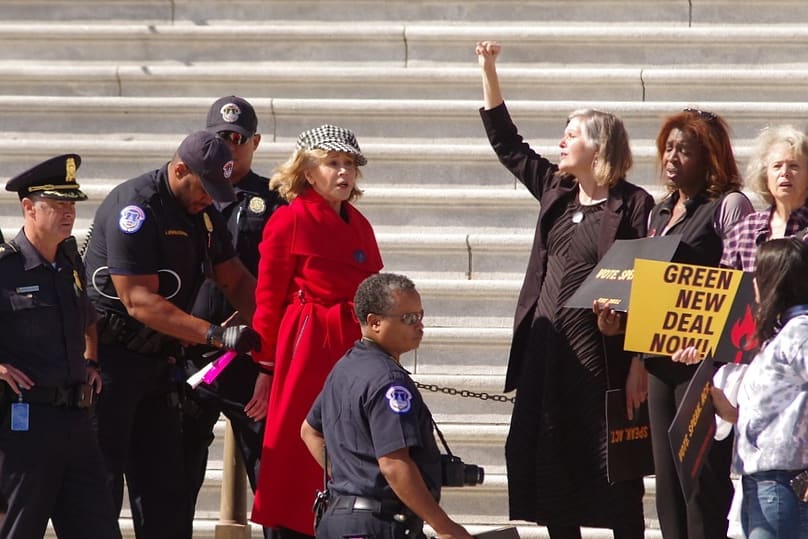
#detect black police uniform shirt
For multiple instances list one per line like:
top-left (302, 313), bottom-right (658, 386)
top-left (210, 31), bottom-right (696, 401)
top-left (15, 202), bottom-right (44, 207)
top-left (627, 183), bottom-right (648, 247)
top-left (307, 339), bottom-right (442, 502)
top-left (222, 171), bottom-right (285, 276)
top-left (84, 164), bottom-right (236, 318)
top-left (191, 171), bottom-right (285, 328)
top-left (0, 231), bottom-right (95, 387)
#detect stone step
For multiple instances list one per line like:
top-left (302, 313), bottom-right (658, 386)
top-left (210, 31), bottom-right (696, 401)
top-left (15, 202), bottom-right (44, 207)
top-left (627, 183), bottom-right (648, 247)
top-left (376, 230), bottom-right (532, 281)
top-left (9, 0), bottom-right (808, 26)
top-left (6, 61), bottom-right (808, 102)
top-left (0, 95), bottom-right (804, 142)
top-left (1, 22), bottom-right (808, 67)
top-left (0, 177), bottom-right (677, 237)
top-left (409, 278), bottom-right (520, 328)
top-left (410, 327), bottom-right (515, 374)
top-left (0, 137), bottom-right (678, 198)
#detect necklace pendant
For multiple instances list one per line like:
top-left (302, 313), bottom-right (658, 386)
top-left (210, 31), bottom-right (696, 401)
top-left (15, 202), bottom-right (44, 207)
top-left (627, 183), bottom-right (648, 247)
top-left (572, 210), bottom-right (584, 224)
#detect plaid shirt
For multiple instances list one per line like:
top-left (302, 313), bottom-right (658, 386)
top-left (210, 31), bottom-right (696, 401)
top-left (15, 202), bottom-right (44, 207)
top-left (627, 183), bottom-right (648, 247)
top-left (720, 205), bottom-right (808, 271)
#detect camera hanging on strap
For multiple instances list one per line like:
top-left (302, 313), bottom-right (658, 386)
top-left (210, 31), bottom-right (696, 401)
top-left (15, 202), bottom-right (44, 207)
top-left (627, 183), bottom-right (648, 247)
top-left (432, 419), bottom-right (485, 487)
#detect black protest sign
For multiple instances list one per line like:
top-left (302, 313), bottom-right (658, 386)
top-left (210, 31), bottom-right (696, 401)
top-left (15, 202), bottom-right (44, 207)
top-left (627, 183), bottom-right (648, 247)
top-left (565, 235), bottom-right (681, 311)
top-left (667, 356), bottom-right (716, 502)
top-left (713, 271), bottom-right (758, 364)
top-left (605, 389), bottom-right (654, 483)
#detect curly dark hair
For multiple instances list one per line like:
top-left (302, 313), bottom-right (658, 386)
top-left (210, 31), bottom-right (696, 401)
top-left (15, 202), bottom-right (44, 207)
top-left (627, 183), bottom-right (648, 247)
top-left (354, 273), bottom-right (416, 326)
top-left (655, 109), bottom-right (743, 199)
top-left (753, 237), bottom-right (808, 343)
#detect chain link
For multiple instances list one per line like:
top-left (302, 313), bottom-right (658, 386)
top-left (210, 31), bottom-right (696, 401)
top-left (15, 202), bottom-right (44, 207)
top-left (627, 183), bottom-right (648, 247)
top-left (414, 381), bottom-right (515, 403)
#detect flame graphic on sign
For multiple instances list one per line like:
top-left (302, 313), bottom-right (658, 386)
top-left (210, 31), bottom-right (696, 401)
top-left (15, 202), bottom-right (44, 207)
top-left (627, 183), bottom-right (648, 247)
top-left (730, 305), bottom-right (758, 363)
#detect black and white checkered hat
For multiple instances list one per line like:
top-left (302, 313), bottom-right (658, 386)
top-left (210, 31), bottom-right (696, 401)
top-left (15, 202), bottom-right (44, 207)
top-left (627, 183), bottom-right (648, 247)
top-left (295, 124), bottom-right (367, 166)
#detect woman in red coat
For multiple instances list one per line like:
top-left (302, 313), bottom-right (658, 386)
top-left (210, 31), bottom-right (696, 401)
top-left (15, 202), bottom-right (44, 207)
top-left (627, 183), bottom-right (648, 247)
top-left (250, 125), bottom-right (383, 538)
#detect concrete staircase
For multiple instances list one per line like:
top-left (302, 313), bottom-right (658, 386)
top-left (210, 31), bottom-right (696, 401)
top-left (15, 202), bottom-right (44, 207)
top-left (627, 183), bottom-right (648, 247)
top-left (3, 0), bottom-right (795, 536)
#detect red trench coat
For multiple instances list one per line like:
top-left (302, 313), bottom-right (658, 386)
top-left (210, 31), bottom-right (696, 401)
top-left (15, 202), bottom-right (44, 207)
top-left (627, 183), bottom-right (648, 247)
top-left (250, 189), bottom-right (382, 533)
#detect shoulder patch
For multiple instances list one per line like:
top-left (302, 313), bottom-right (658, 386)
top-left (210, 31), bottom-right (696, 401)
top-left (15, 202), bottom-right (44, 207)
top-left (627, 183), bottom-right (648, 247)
top-left (119, 205), bottom-right (146, 234)
top-left (385, 385), bottom-right (413, 414)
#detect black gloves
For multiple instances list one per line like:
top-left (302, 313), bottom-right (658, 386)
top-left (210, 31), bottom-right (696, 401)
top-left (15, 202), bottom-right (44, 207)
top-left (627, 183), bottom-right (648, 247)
top-left (206, 324), bottom-right (262, 354)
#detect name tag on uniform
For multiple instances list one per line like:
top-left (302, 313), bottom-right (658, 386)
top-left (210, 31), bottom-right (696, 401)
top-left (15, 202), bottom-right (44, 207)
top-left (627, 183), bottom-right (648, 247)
top-left (10, 400), bottom-right (29, 432)
top-left (15, 285), bottom-right (39, 294)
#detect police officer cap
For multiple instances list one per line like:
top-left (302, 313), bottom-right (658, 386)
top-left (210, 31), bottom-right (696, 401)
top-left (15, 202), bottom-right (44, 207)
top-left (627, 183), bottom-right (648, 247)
top-left (206, 96), bottom-right (258, 138)
top-left (5, 154), bottom-right (88, 201)
top-left (177, 130), bottom-right (236, 203)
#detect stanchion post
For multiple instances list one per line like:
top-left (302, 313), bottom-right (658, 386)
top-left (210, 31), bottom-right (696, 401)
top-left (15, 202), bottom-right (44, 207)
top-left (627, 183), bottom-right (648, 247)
top-left (215, 418), bottom-right (251, 539)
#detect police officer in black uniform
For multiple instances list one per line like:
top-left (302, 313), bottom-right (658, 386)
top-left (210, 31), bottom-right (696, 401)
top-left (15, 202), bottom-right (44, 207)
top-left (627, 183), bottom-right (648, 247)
top-left (83, 131), bottom-right (261, 539)
top-left (0, 155), bottom-right (121, 538)
top-left (301, 273), bottom-right (474, 539)
top-left (182, 96), bottom-right (285, 537)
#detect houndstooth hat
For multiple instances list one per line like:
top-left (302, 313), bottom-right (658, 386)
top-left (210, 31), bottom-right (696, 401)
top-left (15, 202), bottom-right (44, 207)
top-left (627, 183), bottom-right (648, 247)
top-left (295, 124), bottom-right (367, 166)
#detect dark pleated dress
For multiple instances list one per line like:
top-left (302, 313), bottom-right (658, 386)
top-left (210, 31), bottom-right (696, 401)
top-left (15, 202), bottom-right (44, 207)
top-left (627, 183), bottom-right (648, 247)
top-left (506, 194), bottom-right (644, 529)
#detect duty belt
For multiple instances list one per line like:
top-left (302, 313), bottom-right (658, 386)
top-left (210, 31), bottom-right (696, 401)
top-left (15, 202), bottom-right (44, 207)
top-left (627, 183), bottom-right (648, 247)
top-left (19, 384), bottom-right (94, 409)
top-left (97, 310), bottom-right (178, 357)
top-left (331, 495), bottom-right (411, 521)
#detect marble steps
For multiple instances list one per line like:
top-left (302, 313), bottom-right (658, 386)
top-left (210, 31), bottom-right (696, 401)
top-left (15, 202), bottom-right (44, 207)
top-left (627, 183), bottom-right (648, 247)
top-left (1, 95), bottom-right (806, 142)
top-left (9, 0), bottom-right (808, 26)
top-left (1, 21), bottom-right (808, 67)
top-left (5, 61), bottom-right (808, 102)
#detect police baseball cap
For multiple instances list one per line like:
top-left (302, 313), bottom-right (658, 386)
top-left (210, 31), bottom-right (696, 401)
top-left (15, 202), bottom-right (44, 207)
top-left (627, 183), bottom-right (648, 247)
top-left (5, 154), bottom-right (88, 201)
top-left (177, 131), bottom-right (236, 203)
top-left (206, 96), bottom-right (258, 139)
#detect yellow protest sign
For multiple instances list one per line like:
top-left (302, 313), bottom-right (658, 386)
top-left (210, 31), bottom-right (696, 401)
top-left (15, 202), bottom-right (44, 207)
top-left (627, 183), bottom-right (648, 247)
top-left (624, 259), bottom-right (743, 357)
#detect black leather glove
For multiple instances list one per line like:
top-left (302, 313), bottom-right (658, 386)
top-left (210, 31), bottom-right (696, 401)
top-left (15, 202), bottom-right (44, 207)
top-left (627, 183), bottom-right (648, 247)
top-left (207, 324), bottom-right (262, 354)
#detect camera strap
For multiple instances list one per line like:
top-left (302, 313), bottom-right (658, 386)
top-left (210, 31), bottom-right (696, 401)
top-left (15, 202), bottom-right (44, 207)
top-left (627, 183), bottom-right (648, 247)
top-left (431, 418), bottom-right (455, 457)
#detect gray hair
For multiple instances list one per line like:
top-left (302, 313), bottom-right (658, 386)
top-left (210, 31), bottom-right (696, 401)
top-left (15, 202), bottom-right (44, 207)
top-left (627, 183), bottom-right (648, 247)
top-left (354, 273), bottom-right (416, 326)
top-left (746, 125), bottom-right (808, 206)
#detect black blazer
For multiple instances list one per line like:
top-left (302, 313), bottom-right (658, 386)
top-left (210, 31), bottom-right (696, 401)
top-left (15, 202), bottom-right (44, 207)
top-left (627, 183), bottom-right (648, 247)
top-left (480, 103), bottom-right (654, 392)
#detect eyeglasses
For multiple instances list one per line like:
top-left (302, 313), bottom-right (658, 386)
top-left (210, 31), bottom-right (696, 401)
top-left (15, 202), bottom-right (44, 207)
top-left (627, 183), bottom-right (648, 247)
top-left (218, 131), bottom-right (250, 145)
top-left (683, 108), bottom-right (718, 122)
top-left (379, 310), bottom-right (425, 326)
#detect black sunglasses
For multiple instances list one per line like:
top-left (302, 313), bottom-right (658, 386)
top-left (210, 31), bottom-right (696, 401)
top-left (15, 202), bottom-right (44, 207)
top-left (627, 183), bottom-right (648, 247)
top-left (377, 310), bottom-right (425, 326)
top-left (683, 108), bottom-right (718, 122)
top-left (218, 131), bottom-right (250, 145)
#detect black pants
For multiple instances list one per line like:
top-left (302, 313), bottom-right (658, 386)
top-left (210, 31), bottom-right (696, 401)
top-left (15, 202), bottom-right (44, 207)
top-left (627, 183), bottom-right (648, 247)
top-left (0, 404), bottom-right (121, 539)
top-left (316, 503), bottom-right (424, 539)
top-left (648, 371), bottom-right (734, 539)
top-left (182, 356), bottom-right (269, 538)
top-left (95, 343), bottom-right (189, 539)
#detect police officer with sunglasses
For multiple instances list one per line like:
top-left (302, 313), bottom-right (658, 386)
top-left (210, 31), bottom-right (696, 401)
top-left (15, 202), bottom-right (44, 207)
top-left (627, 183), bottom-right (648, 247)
top-left (181, 96), bottom-right (285, 538)
top-left (301, 273), bottom-right (473, 539)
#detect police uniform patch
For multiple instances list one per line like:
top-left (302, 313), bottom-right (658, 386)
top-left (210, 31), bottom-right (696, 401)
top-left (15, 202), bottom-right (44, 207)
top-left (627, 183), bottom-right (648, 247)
top-left (223, 160), bottom-right (234, 180)
top-left (385, 385), bottom-right (413, 414)
top-left (119, 205), bottom-right (146, 234)
top-left (248, 196), bottom-right (266, 215)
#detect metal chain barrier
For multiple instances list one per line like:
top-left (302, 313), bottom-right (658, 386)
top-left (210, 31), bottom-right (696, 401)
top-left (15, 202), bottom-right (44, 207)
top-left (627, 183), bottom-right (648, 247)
top-left (414, 381), bottom-right (516, 403)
